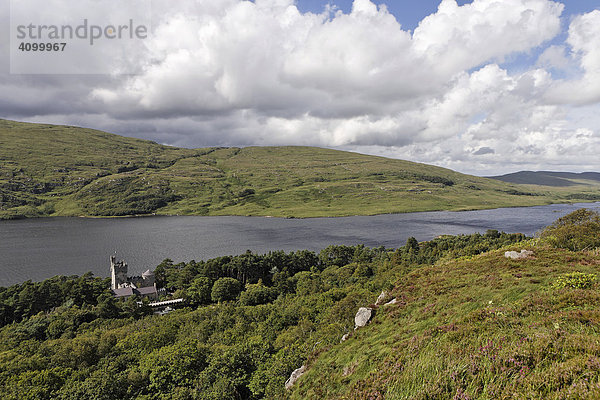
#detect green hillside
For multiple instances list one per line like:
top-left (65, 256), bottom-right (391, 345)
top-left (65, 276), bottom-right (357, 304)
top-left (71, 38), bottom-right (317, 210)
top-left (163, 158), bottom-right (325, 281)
top-left (292, 246), bottom-right (600, 399)
top-left (1, 119), bottom-right (599, 219)
top-left (0, 211), bottom-right (599, 399)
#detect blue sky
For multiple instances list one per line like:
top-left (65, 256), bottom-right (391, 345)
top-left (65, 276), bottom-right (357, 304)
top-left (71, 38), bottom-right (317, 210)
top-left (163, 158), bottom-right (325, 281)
top-left (1, 0), bottom-right (600, 174)
top-left (295, 0), bottom-right (597, 30)
top-left (297, 0), bottom-right (473, 30)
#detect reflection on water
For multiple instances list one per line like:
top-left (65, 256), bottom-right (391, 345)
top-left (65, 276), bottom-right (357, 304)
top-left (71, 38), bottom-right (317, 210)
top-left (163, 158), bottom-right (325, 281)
top-left (0, 202), bottom-right (599, 286)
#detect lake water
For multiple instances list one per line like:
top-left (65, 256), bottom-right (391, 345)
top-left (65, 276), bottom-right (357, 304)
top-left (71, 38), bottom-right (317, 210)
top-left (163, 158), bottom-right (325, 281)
top-left (1, 202), bottom-right (599, 287)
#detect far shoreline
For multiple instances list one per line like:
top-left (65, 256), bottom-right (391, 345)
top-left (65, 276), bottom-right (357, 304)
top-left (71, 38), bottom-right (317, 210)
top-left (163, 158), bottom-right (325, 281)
top-left (2, 199), bottom-right (599, 222)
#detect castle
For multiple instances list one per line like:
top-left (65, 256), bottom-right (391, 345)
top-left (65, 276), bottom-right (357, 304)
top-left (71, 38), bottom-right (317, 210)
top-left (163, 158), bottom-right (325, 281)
top-left (110, 255), bottom-right (159, 300)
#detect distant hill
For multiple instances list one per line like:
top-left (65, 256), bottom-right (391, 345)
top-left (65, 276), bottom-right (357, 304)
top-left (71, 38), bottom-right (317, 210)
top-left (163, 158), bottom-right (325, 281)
top-left (1, 119), bottom-right (600, 219)
top-left (489, 171), bottom-right (600, 187)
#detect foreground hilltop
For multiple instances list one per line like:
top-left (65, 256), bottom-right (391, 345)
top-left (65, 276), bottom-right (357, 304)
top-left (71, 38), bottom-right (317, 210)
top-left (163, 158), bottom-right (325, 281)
top-left (292, 245), bottom-right (600, 399)
top-left (290, 210), bottom-right (600, 399)
top-left (1, 119), bottom-right (599, 219)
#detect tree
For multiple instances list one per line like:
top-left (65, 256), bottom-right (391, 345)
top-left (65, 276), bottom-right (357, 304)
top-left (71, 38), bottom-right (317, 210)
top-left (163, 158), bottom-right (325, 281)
top-left (96, 292), bottom-right (119, 319)
top-left (153, 259), bottom-right (173, 288)
top-left (227, 251), bottom-right (264, 284)
top-left (187, 276), bottom-right (212, 306)
top-left (485, 229), bottom-right (500, 239)
top-left (405, 237), bottom-right (419, 253)
top-left (140, 341), bottom-right (208, 393)
top-left (211, 278), bottom-right (242, 303)
top-left (239, 281), bottom-right (277, 306)
top-left (319, 245), bottom-right (357, 268)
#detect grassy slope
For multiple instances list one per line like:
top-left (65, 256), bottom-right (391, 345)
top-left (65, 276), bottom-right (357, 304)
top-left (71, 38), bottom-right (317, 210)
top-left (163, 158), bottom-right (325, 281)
top-left (1, 119), bottom-right (599, 219)
top-left (290, 244), bottom-right (600, 399)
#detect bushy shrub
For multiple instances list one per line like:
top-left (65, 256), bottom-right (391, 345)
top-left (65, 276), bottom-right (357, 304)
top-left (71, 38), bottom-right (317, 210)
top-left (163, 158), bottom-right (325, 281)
top-left (539, 209), bottom-right (600, 251)
top-left (553, 272), bottom-right (597, 289)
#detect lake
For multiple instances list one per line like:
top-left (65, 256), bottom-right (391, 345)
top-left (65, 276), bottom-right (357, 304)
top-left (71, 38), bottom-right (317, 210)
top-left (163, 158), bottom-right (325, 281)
top-left (1, 202), bottom-right (599, 287)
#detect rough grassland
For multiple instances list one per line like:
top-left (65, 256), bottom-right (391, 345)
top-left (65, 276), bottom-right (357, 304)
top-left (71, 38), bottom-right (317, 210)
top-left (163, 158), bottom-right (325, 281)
top-left (290, 244), bottom-right (600, 399)
top-left (1, 119), bottom-right (599, 219)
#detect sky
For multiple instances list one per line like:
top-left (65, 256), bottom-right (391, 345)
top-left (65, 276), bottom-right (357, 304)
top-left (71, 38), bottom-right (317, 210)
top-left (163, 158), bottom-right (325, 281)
top-left (1, 0), bottom-right (599, 175)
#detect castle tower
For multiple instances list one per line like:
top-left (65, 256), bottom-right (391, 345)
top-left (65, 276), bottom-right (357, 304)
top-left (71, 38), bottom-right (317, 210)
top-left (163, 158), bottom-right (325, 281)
top-left (110, 255), bottom-right (128, 290)
top-left (142, 269), bottom-right (156, 288)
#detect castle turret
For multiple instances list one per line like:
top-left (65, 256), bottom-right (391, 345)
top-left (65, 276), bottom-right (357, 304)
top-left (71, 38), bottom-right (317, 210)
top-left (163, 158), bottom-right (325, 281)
top-left (142, 269), bottom-right (156, 288)
top-left (110, 255), bottom-right (128, 290)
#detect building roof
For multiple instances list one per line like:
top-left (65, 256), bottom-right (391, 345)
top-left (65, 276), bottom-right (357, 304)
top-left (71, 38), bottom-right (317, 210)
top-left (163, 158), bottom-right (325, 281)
top-left (112, 286), bottom-right (157, 298)
top-left (136, 286), bottom-right (158, 296)
top-left (112, 287), bottom-right (134, 298)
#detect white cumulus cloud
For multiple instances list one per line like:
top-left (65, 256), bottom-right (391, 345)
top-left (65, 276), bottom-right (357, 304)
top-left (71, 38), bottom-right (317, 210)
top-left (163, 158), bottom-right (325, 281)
top-left (546, 10), bottom-right (600, 105)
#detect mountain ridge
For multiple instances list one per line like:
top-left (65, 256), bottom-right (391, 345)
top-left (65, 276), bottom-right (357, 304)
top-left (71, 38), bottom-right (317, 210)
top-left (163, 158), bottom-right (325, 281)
top-left (488, 171), bottom-right (600, 187)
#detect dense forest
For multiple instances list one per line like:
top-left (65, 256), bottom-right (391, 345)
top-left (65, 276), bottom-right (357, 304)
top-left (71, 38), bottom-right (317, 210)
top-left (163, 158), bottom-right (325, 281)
top-left (0, 230), bottom-right (528, 399)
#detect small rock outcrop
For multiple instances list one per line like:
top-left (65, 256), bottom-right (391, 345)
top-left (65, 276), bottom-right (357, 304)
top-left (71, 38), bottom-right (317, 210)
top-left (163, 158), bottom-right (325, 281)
top-left (384, 298), bottom-right (398, 306)
top-left (375, 291), bottom-right (388, 306)
top-left (354, 307), bottom-right (373, 329)
top-left (340, 333), bottom-right (350, 343)
top-left (285, 365), bottom-right (306, 390)
top-left (505, 250), bottom-right (534, 260)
